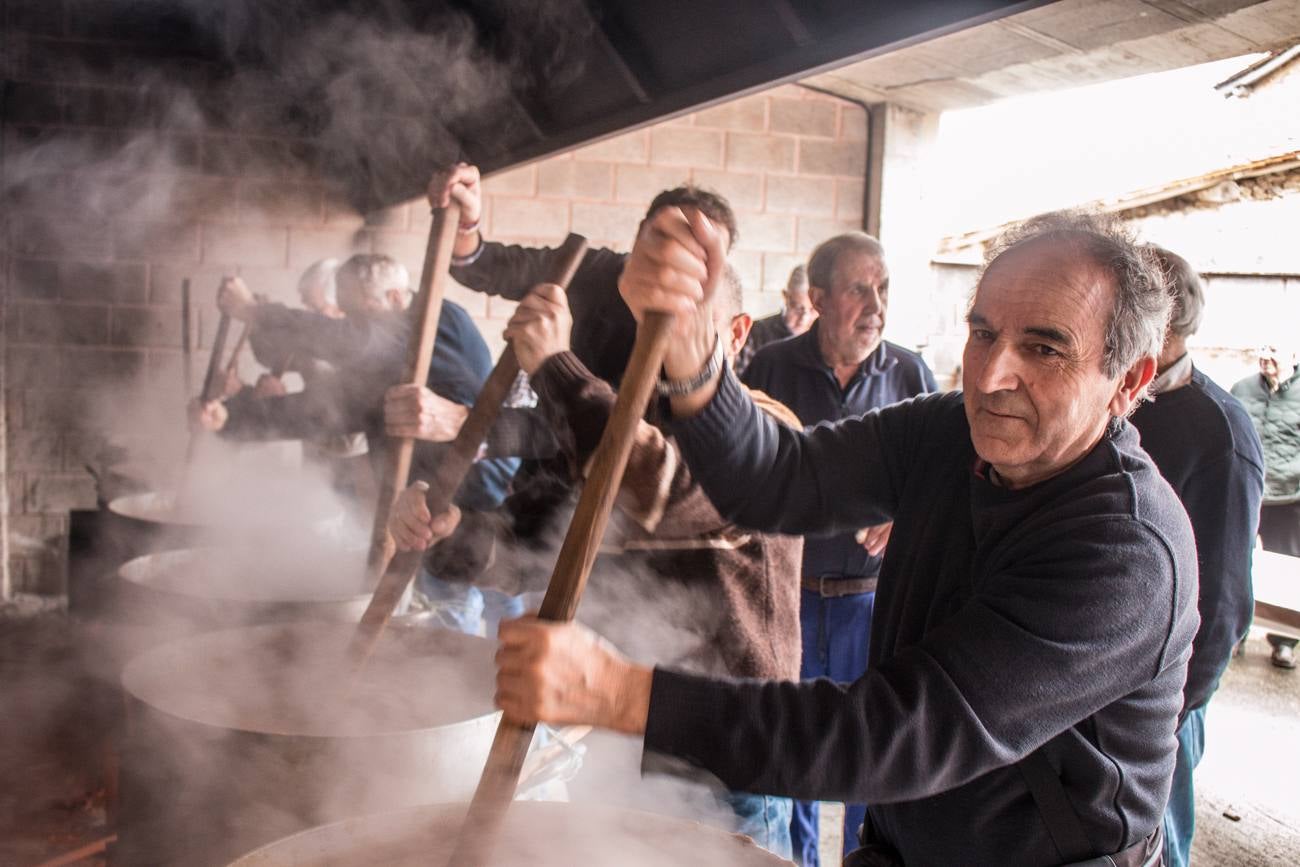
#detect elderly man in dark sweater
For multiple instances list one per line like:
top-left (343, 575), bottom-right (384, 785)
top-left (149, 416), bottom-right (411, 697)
top-left (487, 209), bottom-right (1197, 867)
top-left (742, 232), bottom-right (935, 866)
top-left (390, 267), bottom-right (803, 857)
top-left (734, 264), bottom-right (817, 376)
top-left (1129, 246), bottom-right (1263, 867)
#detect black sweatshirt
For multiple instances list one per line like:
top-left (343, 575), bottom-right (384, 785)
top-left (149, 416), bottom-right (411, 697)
top-left (649, 370), bottom-right (1199, 866)
top-left (1130, 367), bottom-right (1264, 715)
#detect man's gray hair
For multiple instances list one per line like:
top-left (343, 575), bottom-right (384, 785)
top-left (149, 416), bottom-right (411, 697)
top-left (1146, 245), bottom-right (1204, 340)
top-left (297, 258), bottom-right (339, 303)
top-left (983, 211), bottom-right (1169, 378)
top-left (786, 264), bottom-right (809, 295)
top-left (807, 232), bottom-right (885, 292)
top-left (335, 253), bottom-right (411, 301)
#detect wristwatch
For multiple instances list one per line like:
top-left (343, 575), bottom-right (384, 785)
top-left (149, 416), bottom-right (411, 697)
top-left (655, 332), bottom-right (724, 397)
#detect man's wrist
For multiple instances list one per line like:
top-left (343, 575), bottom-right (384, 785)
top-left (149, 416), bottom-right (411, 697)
top-left (452, 229), bottom-right (483, 263)
top-left (608, 662), bottom-right (653, 735)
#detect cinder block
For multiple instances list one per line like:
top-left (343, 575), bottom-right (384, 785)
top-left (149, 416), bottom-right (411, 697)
top-left (62, 346), bottom-right (145, 388)
top-left (798, 140), bottom-right (867, 177)
top-left (202, 223), bottom-right (288, 268)
top-left (3, 81), bottom-right (64, 125)
top-left (483, 164), bottom-right (537, 197)
top-left (61, 261), bottom-right (149, 304)
top-left (728, 250), bottom-right (763, 298)
top-left (6, 346), bottom-right (63, 387)
top-left (288, 227), bottom-right (367, 270)
top-left (725, 133), bottom-right (795, 173)
top-left (769, 98), bottom-right (837, 137)
top-left (147, 264), bottom-right (229, 306)
top-left (445, 279), bottom-right (492, 319)
top-left (116, 220), bottom-right (201, 262)
top-left (690, 170), bottom-right (763, 212)
top-left (27, 472), bottom-right (97, 511)
top-left (538, 160), bottom-right (614, 201)
top-left (695, 95), bottom-right (767, 132)
top-left (7, 430), bottom-right (62, 471)
top-left (6, 390), bottom-right (24, 432)
top-left (570, 202), bottom-right (643, 247)
top-left (360, 203), bottom-right (410, 229)
top-left (166, 176), bottom-right (241, 223)
top-left (839, 106), bottom-right (868, 141)
top-left (763, 252), bottom-right (809, 293)
top-left (18, 302), bottom-right (111, 345)
top-left (796, 217), bottom-right (861, 254)
top-left (111, 306), bottom-right (182, 347)
top-left (650, 128), bottom-right (724, 168)
top-left (11, 258), bottom-right (59, 300)
top-left (24, 388), bottom-right (99, 429)
top-left (11, 212), bottom-right (113, 259)
top-left (238, 180), bottom-right (326, 225)
top-left (835, 179), bottom-right (866, 221)
top-left (489, 197), bottom-right (570, 239)
top-left (575, 130), bottom-right (649, 163)
top-left (615, 165), bottom-right (688, 205)
top-left (733, 213), bottom-right (796, 253)
top-left (764, 175), bottom-right (836, 216)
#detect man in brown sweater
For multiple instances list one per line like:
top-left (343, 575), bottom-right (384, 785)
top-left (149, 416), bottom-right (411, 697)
top-left (389, 266), bottom-right (802, 857)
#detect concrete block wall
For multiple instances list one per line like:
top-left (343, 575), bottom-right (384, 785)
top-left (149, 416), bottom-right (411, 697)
top-left (459, 83), bottom-right (869, 352)
top-left (2, 0), bottom-right (867, 597)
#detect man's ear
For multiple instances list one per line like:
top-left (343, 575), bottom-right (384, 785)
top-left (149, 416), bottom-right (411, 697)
top-left (809, 285), bottom-right (828, 315)
top-left (1109, 355), bottom-right (1157, 417)
top-left (728, 313), bottom-right (753, 360)
top-left (385, 288), bottom-right (409, 311)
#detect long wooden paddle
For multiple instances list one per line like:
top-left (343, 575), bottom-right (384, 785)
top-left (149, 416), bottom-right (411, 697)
top-left (360, 202), bottom-right (462, 592)
top-left (179, 299), bottom-right (233, 482)
top-left (347, 233), bottom-right (589, 671)
top-left (447, 309), bottom-right (675, 867)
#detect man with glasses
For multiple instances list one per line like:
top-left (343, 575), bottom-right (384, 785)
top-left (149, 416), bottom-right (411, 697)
top-left (735, 264), bottom-right (818, 375)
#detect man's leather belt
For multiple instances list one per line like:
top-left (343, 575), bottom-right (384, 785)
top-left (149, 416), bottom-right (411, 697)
top-left (801, 575), bottom-right (878, 597)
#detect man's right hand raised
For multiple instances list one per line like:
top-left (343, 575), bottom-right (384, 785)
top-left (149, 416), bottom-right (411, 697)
top-left (618, 206), bottom-right (728, 416)
top-left (428, 162), bottom-right (483, 257)
top-left (216, 276), bottom-right (258, 322)
top-left (384, 384), bottom-right (469, 442)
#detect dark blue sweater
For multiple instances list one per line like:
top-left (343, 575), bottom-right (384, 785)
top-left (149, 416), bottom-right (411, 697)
top-left (742, 327), bottom-right (937, 580)
top-left (1130, 367), bottom-right (1263, 714)
top-left (648, 371), bottom-right (1198, 866)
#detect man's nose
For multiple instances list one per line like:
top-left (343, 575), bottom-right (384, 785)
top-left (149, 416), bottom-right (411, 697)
top-left (860, 286), bottom-right (883, 314)
top-left (975, 341), bottom-right (1021, 393)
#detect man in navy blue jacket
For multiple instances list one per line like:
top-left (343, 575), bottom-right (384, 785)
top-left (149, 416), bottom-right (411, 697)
top-left (1130, 245), bottom-right (1263, 867)
top-left (486, 210), bottom-right (1196, 867)
top-left (742, 232), bottom-right (935, 865)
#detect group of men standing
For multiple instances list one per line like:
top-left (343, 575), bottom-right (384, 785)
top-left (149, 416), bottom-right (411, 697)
top-left (188, 158), bottom-right (1294, 867)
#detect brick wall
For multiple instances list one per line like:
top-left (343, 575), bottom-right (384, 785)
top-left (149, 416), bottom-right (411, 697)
top-left (454, 84), bottom-right (868, 354)
top-left (2, 0), bottom-right (867, 596)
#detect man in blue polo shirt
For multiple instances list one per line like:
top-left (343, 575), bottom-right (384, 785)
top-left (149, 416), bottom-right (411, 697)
top-left (741, 232), bottom-right (936, 866)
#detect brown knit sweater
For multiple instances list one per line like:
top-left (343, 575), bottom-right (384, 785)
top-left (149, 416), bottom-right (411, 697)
top-left (530, 351), bottom-right (803, 681)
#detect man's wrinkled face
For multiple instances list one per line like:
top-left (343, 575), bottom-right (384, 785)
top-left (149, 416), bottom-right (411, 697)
top-left (782, 287), bottom-right (816, 335)
top-left (962, 242), bottom-right (1125, 488)
top-left (811, 251), bottom-right (888, 363)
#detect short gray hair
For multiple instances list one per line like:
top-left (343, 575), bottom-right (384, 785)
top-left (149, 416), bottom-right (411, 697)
top-left (1146, 245), bottom-right (1204, 340)
top-left (335, 253), bottom-right (410, 301)
top-left (785, 264), bottom-right (809, 295)
top-left (807, 232), bottom-right (885, 293)
top-left (297, 258), bottom-right (339, 304)
top-left (983, 211), bottom-right (1169, 378)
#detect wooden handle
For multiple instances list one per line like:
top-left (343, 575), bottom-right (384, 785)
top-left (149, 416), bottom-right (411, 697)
top-left (448, 310), bottom-right (674, 867)
top-left (361, 203), bottom-right (462, 591)
top-left (199, 311), bottom-right (232, 403)
top-left (180, 279), bottom-right (193, 395)
top-left (222, 323), bottom-right (251, 381)
top-left (348, 234), bottom-right (589, 670)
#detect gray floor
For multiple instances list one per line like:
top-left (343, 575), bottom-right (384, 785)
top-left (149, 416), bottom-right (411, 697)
top-left (818, 628), bottom-right (1300, 866)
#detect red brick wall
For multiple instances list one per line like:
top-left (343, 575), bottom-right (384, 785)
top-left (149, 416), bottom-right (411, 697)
top-left (2, 1), bottom-right (866, 596)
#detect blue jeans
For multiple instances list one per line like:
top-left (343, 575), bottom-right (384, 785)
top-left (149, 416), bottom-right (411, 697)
top-left (1162, 705), bottom-right (1205, 867)
top-left (725, 791), bottom-right (793, 861)
top-left (416, 570), bottom-right (529, 638)
top-left (790, 588), bottom-right (875, 866)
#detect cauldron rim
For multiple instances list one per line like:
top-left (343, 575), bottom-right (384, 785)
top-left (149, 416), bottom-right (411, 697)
top-left (117, 547), bottom-right (373, 606)
top-left (121, 621), bottom-right (501, 740)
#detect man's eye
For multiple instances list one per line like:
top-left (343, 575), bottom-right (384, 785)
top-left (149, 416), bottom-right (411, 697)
top-left (970, 328), bottom-right (993, 341)
top-left (1034, 344), bottom-right (1060, 357)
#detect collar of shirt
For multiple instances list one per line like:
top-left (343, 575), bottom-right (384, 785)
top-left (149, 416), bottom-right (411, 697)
top-left (792, 320), bottom-right (897, 382)
top-left (1149, 352), bottom-right (1193, 396)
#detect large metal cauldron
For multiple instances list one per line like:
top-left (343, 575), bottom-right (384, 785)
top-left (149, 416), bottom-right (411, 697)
top-left (227, 801), bottom-right (792, 865)
top-left (113, 546), bottom-right (372, 635)
top-left (117, 621), bottom-right (500, 867)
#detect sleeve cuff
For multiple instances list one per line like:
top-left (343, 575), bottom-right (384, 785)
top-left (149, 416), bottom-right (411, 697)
top-left (532, 351), bottom-right (594, 404)
top-left (667, 363), bottom-right (749, 449)
top-left (451, 236), bottom-right (486, 267)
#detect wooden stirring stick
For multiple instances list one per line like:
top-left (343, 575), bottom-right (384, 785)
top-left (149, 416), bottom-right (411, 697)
top-left (447, 309), bottom-right (675, 867)
top-left (178, 301), bottom-right (233, 496)
top-left (361, 202), bottom-right (462, 592)
top-left (347, 233), bottom-right (589, 671)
